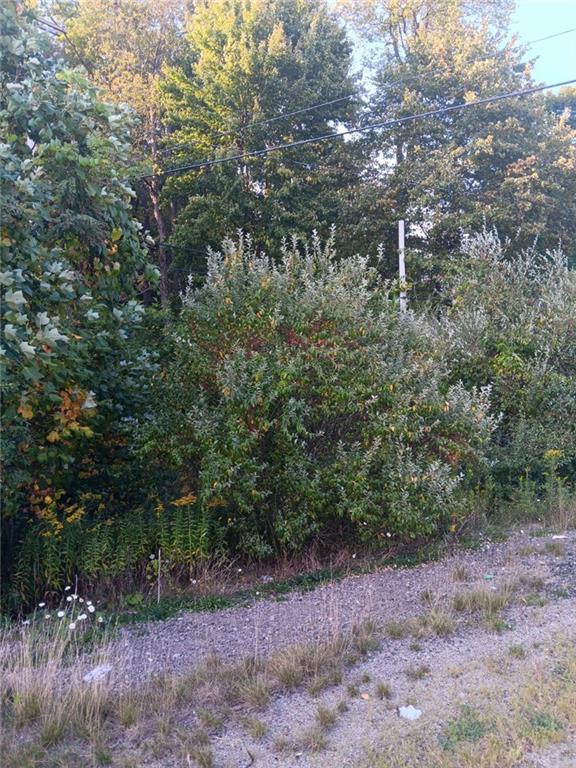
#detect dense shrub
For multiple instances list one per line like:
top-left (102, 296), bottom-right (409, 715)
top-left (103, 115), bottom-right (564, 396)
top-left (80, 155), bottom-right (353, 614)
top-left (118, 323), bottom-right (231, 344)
top-left (439, 229), bottom-right (576, 487)
top-left (0, 3), bottom-right (158, 605)
top-left (143, 233), bottom-right (497, 559)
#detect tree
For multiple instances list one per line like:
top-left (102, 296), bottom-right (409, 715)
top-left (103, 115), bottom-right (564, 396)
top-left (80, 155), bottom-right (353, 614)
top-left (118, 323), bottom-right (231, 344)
top-left (159, 0), bottom-right (362, 277)
top-left (0, 2), bottom-right (155, 602)
top-left (50, 0), bottom-right (188, 304)
top-left (340, 0), bottom-right (576, 266)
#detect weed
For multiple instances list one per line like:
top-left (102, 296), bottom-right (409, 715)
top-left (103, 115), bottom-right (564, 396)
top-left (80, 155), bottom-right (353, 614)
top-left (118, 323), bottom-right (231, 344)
top-left (544, 540), bottom-right (566, 557)
top-left (347, 683), bottom-right (359, 697)
top-left (187, 745), bottom-right (214, 768)
top-left (298, 725), bottom-right (327, 752)
top-left (360, 672), bottom-right (371, 683)
top-left (385, 620), bottom-right (409, 639)
top-left (375, 682), bottom-right (392, 700)
top-left (315, 705), bottom-right (338, 729)
top-left (453, 582), bottom-right (515, 618)
top-left (420, 589), bottom-right (435, 605)
top-left (197, 708), bottom-right (223, 732)
top-left (273, 736), bottom-right (290, 753)
top-left (239, 716), bottom-right (268, 740)
top-left (418, 606), bottom-right (455, 637)
top-left (439, 705), bottom-right (490, 751)
top-left (405, 664), bottom-right (430, 680)
top-left (453, 563), bottom-right (470, 581)
top-left (508, 644), bottom-right (526, 660)
top-left (409, 639), bottom-right (422, 651)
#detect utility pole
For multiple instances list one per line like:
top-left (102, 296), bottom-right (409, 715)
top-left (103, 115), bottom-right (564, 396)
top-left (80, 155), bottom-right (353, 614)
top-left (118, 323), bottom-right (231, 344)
top-left (398, 219), bottom-right (407, 314)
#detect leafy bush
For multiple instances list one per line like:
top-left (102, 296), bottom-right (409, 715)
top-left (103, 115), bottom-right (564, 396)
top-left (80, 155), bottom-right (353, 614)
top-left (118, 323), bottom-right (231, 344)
top-left (144, 233), bottom-right (496, 559)
top-left (0, 3), bottom-right (158, 605)
top-left (440, 229), bottom-right (576, 488)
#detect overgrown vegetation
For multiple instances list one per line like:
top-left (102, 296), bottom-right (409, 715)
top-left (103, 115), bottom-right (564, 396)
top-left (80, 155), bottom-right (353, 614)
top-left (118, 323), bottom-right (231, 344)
top-left (1, 0), bottom-right (576, 609)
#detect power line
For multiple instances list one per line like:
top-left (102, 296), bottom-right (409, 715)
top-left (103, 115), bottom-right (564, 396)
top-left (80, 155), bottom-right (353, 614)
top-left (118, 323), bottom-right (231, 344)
top-left (158, 25), bottom-right (576, 157)
top-left (158, 92), bottom-right (357, 156)
top-left (140, 77), bottom-right (576, 181)
top-left (526, 27), bottom-right (576, 45)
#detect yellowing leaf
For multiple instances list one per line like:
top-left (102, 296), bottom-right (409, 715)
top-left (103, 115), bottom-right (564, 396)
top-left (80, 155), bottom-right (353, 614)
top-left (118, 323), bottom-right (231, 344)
top-left (46, 430), bottom-right (60, 443)
top-left (17, 404), bottom-right (34, 420)
top-left (110, 227), bottom-right (123, 242)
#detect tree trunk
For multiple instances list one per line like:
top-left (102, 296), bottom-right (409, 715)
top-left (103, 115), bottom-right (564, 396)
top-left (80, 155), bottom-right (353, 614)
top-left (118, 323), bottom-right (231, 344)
top-left (148, 179), bottom-right (170, 306)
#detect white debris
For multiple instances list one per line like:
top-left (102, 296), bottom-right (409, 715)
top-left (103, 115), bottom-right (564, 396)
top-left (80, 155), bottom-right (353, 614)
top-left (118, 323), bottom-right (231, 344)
top-left (82, 664), bottom-right (112, 683)
top-left (552, 535), bottom-right (567, 540)
top-left (398, 705), bottom-right (422, 721)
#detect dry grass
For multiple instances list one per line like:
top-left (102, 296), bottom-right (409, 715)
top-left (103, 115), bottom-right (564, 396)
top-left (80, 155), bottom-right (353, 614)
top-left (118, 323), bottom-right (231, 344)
top-left (1, 615), bottom-right (380, 766)
top-left (452, 580), bottom-right (516, 621)
top-left (365, 638), bottom-right (576, 768)
top-left (385, 601), bottom-right (456, 640)
top-left (453, 564), bottom-right (470, 582)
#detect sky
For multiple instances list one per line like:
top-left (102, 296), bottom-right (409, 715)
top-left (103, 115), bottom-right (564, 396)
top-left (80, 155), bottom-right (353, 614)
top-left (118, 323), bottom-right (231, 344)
top-left (512, 0), bottom-right (576, 85)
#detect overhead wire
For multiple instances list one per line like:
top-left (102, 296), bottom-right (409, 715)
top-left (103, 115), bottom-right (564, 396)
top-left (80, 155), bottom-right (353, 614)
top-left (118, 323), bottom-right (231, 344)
top-left (157, 25), bottom-right (576, 157)
top-left (140, 77), bottom-right (576, 181)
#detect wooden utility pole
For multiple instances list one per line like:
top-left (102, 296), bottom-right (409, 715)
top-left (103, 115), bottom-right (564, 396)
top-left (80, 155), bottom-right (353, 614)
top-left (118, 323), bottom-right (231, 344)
top-left (398, 220), bottom-right (407, 314)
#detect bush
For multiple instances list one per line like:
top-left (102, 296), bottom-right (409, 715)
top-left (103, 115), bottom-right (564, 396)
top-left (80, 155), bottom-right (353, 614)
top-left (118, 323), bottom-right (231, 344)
top-left (440, 229), bottom-right (576, 489)
top-left (0, 3), bottom-right (158, 606)
top-left (144, 233), bottom-right (496, 559)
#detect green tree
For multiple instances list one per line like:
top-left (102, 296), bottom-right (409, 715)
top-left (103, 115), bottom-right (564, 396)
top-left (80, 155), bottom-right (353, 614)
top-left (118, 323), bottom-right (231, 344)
top-left (50, 0), bottom-right (188, 304)
top-left (159, 0), bottom-right (361, 278)
top-left (341, 0), bottom-right (576, 266)
top-left (0, 2), bottom-right (155, 603)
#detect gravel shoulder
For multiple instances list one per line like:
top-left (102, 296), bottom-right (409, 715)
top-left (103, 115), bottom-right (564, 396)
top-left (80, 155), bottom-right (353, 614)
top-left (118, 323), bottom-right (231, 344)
top-left (116, 528), bottom-right (576, 686)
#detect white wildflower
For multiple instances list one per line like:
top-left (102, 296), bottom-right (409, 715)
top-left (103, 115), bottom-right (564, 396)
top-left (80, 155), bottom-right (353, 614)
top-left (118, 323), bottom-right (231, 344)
top-left (78, 613), bottom-right (87, 621)
top-left (88, 605), bottom-right (95, 613)
top-left (57, 610), bottom-right (65, 618)
top-left (38, 602), bottom-right (46, 608)
top-left (69, 622), bottom-right (76, 630)
top-left (65, 585), bottom-right (71, 591)
top-left (66, 596), bottom-right (72, 602)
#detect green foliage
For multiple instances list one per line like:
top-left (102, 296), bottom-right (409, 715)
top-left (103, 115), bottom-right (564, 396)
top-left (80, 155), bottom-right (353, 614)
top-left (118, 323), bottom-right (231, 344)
top-left (143, 232), bottom-right (496, 558)
top-left (159, 0), bottom-right (362, 273)
top-left (344, 0), bottom-right (576, 264)
top-left (439, 705), bottom-right (490, 752)
top-left (440, 229), bottom-right (576, 488)
top-left (0, 2), bottom-right (157, 605)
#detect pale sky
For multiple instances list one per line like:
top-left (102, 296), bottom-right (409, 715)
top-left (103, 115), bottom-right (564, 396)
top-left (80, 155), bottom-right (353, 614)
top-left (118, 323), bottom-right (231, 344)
top-left (513, 0), bottom-right (576, 85)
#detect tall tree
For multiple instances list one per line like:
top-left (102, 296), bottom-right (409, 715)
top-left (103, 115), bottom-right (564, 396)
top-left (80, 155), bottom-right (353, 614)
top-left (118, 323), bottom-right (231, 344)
top-left (50, 0), bottom-right (188, 304)
top-left (340, 0), bottom-right (576, 266)
top-left (159, 0), bottom-right (362, 276)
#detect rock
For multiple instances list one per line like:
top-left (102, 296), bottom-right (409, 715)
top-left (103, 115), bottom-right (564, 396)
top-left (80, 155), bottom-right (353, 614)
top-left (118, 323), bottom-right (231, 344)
top-left (398, 705), bottom-right (422, 721)
top-left (83, 664), bottom-right (112, 683)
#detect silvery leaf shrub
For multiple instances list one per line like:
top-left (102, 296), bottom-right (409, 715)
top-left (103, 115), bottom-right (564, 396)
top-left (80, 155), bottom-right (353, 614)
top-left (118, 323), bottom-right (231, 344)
top-left (146, 233), bottom-right (496, 558)
top-left (440, 228), bottom-right (576, 486)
